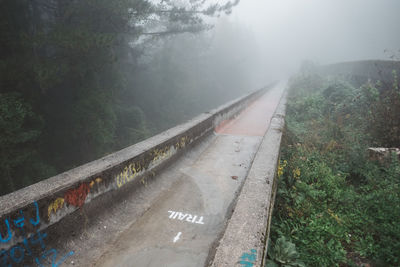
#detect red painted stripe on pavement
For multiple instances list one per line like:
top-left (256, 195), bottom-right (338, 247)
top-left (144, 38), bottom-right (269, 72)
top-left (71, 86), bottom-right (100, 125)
top-left (215, 86), bottom-right (284, 136)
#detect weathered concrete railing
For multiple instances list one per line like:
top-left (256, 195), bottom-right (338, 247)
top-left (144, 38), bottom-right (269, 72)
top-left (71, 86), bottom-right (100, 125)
top-left (0, 86), bottom-right (269, 264)
top-left (210, 89), bottom-right (287, 267)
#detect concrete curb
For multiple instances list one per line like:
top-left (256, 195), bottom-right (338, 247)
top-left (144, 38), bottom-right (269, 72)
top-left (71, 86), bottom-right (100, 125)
top-left (0, 86), bottom-right (272, 251)
top-left (210, 89), bottom-right (287, 267)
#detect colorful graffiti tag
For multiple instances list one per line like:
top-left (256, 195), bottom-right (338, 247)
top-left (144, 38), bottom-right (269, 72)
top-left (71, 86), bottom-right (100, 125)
top-left (239, 249), bottom-right (257, 266)
top-left (115, 161), bottom-right (143, 188)
top-left (47, 198), bottom-right (65, 220)
top-left (0, 202), bottom-right (74, 266)
top-left (47, 177), bottom-right (103, 221)
top-left (64, 183), bottom-right (91, 208)
top-left (115, 136), bottom-right (190, 189)
top-left (151, 147), bottom-right (172, 162)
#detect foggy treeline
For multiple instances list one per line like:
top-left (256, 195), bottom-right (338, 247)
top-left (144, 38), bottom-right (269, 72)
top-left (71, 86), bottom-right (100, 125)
top-left (2, 0), bottom-right (400, 196)
top-left (0, 0), bottom-right (269, 195)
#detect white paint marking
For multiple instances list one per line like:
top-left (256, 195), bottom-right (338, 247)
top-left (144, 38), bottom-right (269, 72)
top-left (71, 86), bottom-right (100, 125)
top-left (178, 213), bottom-right (188, 221)
top-left (168, 211), bottom-right (205, 225)
top-left (186, 215), bottom-right (193, 222)
top-left (173, 232), bottom-right (182, 243)
top-left (172, 212), bottom-right (179, 219)
top-left (195, 216), bottom-right (205, 224)
top-left (168, 211), bottom-right (175, 218)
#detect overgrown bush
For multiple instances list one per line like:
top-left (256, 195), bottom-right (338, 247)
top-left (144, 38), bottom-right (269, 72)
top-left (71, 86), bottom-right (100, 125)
top-left (269, 71), bottom-right (400, 266)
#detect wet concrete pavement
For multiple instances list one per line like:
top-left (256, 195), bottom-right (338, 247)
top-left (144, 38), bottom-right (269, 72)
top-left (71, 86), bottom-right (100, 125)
top-left (215, 86), bottom-right (283, 136)
top-left (92, 84), bottom-right (284, 267)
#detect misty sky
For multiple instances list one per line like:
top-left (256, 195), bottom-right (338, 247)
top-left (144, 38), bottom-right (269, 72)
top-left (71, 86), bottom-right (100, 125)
top-left (225, 0), bottom-right (400, 79)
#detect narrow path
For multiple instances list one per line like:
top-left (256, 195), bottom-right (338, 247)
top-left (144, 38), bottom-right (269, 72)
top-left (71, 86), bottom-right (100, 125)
top-left (216, 86), bottom-right (283, 136)
top-left (92, 84), bottom-right (284, 267)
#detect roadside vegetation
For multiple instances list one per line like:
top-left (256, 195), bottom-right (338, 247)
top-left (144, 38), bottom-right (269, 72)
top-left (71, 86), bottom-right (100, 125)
top-left (267, 66), bottom-right (400, 266)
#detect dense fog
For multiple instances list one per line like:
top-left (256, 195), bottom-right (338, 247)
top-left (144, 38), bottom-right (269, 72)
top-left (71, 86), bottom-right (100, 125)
top-left (231, 0), bottom-right (400, 80)
top-left (1, 0), bottom-right (400, 194)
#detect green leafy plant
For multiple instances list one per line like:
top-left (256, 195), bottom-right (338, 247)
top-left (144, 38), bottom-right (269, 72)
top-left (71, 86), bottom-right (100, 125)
top-left (266, 236), bottom-right (305, 267)
top-left (270, 67), bottom-right (400, 266)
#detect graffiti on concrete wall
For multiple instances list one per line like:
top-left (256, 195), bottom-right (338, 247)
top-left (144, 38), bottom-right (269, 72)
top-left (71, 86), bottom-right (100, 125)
top-left (0, 135), bottom-right (197, 265)
top-left (64, 183), bottom-right (91, 208)
top-left (152, 136), bottom-right (189, 163)
top-left (0, 202), bottom-right (74, 266)
top-left (151, 147), bottom-right (172, 163)
top-left (48, 177), bottom-right (102, 220)
top-left (115, 161), bottom-right (144, 188)
top-left (47, 198), bottom-right (65, 220)
top-left (239, 249), bottom-right (257, 266)
top-left (115, 136), bottom-right (191, 189)
top-left (174, 136), bottom-right (189, 150)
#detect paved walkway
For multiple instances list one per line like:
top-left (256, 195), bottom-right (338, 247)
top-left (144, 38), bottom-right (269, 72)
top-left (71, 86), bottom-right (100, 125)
top-left (89, 84), bottom-right (284, 267)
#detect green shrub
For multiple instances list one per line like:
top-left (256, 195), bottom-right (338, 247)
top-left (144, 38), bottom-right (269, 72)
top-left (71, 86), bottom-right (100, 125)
top-left (269, 72), bottom-right (400, 266)
top-left (266, 236), bottom-right (305, 267)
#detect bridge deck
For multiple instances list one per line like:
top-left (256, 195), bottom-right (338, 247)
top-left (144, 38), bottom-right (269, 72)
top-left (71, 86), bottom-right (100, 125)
top-left (60, 84), bottom-right (284, 267)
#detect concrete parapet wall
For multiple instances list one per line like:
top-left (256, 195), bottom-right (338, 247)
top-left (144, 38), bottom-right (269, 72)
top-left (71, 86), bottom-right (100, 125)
top-left (0, 86), bottom-right (269, 258)
top-left (210, 89), bottom-right (287, 267)
top-left (318, 60), bottom-right (400, 85)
